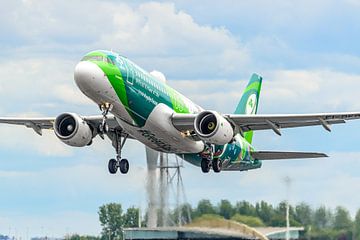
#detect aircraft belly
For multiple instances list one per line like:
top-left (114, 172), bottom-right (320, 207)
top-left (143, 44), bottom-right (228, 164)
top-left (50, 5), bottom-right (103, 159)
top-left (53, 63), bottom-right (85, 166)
top-left (115, 103), bottom-right (205, 154)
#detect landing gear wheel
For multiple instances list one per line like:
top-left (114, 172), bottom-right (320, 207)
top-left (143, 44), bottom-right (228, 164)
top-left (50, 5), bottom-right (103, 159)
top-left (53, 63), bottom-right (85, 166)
top-left (87, 139), bottom-right (93, 146)
top-left (201, 158), bottom-right (211, 173)
top-left (108, 159), bottom-right (118, 174)
top-left (119, 159), bottom-right (129, 174)
top-left (212, 159), bottom-right (222, 173)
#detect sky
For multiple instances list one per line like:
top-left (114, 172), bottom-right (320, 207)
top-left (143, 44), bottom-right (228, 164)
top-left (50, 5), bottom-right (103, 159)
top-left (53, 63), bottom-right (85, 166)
top-left (1, 0), bottom-right (360, 238)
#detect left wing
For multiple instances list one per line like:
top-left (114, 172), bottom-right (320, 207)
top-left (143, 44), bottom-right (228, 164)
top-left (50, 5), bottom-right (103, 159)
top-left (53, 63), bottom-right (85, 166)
top-left (172, 112), bottom-right (360, 136)
top-left (0, 115), bottom-right (131, 139)
top-left (0, 117), bottom-right (55, 135)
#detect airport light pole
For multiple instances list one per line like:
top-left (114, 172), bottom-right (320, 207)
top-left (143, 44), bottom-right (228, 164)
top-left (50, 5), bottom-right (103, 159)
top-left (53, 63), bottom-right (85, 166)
top-left (284, 176), bottom-right (292, 240)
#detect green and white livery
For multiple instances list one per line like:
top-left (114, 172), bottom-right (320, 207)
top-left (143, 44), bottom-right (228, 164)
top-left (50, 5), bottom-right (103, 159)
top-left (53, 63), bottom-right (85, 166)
top-left (2, 49), bottom-right (360, 174)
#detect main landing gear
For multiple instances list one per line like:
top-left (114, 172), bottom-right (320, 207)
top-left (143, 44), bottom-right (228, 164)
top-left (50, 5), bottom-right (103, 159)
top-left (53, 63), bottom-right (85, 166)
top-left (99, 103), bottom-right (130, 175)
top-left (201, 158), bottom-right (223, 173)
top-left (200, 144), bottom-right (223, 173)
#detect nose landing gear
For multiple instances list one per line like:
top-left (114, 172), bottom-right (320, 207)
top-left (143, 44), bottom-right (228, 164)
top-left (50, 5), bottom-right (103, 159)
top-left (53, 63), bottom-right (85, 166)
top-left (108, 129), bottom-right (129, 175)
top-left (108, 158), bottom-right (129, 174)
top-left (99, 103), bottom-right (113, 135)
top-left (98, 103), bottom-right (130, 175)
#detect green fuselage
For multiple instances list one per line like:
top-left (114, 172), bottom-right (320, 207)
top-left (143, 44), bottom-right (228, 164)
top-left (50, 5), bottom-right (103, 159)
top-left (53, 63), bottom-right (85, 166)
top-left (81, 50), bottom-right (262, 171)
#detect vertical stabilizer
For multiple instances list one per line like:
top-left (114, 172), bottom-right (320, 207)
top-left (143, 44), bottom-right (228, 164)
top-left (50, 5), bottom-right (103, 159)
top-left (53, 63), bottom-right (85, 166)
top-left (234, 73), bottom-right (263, 144)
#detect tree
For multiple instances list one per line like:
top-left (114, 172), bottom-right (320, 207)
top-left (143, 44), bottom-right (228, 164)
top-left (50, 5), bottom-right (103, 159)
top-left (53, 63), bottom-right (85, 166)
top-left (171, 203), bottom-right (193, 225)
top-left (235, 201), bottom-right (256, 217)
top-left (123, 207), bottom-right (140, 228)
top-left (98, 203), bottom-right (124, 240)
top-left (333, 206), bottom-right (352, 230)
top-left (68, 235), bottom-right (100, 240)
top-left (255, 201), bottom-right (274, 224)
top-left (313, 206), bottom-right (333, 229)
top-left (218, 200), bottom-right (234, 219)
top-left (295, 202), bottom-right (312, 226)
top-left (195, 199), bottom-right (216, 217)
top-left (231, 213), bottom-right (265, 227)
top-left (354, 209), bottom-right (360, 240)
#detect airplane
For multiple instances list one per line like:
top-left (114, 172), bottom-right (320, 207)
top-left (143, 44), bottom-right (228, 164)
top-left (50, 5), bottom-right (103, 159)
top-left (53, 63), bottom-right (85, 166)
top-left (1, 50), bottom-right (360, 174)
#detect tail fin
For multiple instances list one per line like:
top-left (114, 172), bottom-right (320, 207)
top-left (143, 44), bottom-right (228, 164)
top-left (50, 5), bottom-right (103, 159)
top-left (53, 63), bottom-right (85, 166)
top-left (234, 73), bottom-right (263, 144)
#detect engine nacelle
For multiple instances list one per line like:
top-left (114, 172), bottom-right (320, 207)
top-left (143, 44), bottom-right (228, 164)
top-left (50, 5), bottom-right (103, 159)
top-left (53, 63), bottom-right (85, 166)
top-left (54, 113), bottom-right (93, 147)
top-left (194, 110), bottom-right (234, 145)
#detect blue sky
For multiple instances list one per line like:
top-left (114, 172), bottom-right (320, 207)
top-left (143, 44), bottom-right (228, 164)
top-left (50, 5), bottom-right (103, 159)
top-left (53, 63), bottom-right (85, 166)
top-left (1, 0), bottom-right (360, 238)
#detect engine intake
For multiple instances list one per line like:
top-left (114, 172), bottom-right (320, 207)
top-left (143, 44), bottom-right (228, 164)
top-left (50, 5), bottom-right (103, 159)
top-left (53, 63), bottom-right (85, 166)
top-left (194, 111), bottom-right (234, 145)
top-left (54, 113), bottom-right (93, 147)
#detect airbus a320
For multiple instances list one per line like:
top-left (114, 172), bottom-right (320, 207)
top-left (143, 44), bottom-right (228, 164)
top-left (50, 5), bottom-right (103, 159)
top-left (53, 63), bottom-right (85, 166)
top-left (1, 50), bottom-right (360, 174)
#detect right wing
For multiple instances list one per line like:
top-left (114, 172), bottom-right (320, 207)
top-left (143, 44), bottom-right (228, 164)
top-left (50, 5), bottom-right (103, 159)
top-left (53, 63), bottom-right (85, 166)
top-left (172, 112), bottom-right (360, 136)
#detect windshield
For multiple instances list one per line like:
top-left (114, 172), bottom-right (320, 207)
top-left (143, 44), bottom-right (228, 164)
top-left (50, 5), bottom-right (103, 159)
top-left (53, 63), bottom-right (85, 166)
top-left (81, 55), bottom-right (114, 65)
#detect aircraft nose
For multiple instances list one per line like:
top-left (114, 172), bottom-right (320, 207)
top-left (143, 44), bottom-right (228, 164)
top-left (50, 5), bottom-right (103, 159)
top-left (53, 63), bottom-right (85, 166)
top-left (74, 61), bottom-right (106, 93)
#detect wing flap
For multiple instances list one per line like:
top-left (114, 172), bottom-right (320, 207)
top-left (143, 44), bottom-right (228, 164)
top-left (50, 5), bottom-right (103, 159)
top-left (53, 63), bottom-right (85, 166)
top-left (251, 151), bottom-right (328, 160)
top-left (239, 119), bottom-right (346, 131)
top-left (227, 112), bottom-right (360, 132)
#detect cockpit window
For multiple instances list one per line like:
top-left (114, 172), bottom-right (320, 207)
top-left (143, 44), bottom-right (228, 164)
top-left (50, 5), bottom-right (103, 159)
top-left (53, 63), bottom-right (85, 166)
top-left (81, 55), bottom-right (114, 65)
top-left (106, 56), bottom-right (115, 65)
top-left (81, 55), bottom-right (103, 61)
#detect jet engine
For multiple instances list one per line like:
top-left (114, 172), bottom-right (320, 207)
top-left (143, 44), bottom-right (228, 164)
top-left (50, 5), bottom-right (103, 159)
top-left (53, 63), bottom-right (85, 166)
top-left (54, 113), bottom-right (93, 147)
top-left (194, 110), bottom-right (234, 145)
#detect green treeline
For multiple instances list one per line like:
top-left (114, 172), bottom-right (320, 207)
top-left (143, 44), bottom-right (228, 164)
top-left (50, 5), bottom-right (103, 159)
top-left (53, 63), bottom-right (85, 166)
top-left (69, 200), bottom-right (360, 240)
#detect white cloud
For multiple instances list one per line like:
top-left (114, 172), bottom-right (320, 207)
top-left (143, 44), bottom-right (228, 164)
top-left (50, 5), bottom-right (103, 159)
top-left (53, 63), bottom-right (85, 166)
top-left (54, 84), bottom-right (93, 106)
top-left (0, 58), bottom-right (72, 99)
top-left (101, 2), bottom-right (239, 54)
top-left (97, 2), bottom-right (250, 77)
top-left (263, 69), bottom-right (360, 112)
top-left (346, 0), bottom-right (360, 6)
top-left (169, 69), bottom-right (360, 114)
top-left (0, 170), bottom-right (32, 178)
top-left (1, 1), bottom-right (251, 78)
top-left (0, 124), bottom-right (72, 157)
top-left (0, 211), bottom-right (101, 239)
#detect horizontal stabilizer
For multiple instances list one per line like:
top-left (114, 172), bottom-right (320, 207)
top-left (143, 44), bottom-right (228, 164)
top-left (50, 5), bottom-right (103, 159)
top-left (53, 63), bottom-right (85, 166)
top-left (251, 151), bottom-right (328, 160)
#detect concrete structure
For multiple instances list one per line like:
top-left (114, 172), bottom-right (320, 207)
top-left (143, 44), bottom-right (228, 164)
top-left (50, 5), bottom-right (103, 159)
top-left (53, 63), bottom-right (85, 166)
top-left (124, 227), bottom-right (304, 240)
top-left (255, 227), bottom-right (304, 240)
top-left (124, 227), bottom-right (257, 240)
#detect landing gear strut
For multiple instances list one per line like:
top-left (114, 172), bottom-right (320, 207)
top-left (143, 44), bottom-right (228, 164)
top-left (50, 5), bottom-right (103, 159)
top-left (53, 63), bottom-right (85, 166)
top-left (98, 103), bottom-right (130, 175)
top-left (108, 129), bottom-right (129, 174)
top-left (99, 103), bottom-right (112, 134)
top-left (200, 144), bottom-right (223, 173)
